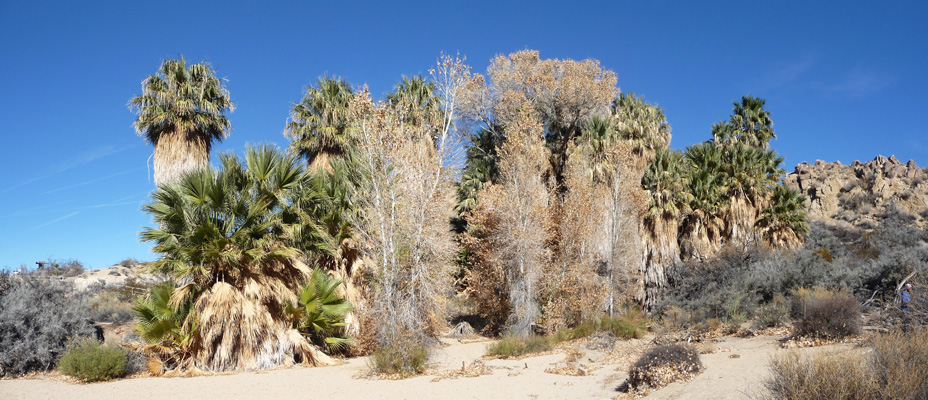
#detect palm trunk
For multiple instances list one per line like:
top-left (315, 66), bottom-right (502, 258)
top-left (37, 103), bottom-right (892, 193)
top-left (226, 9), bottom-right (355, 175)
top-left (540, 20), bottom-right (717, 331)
top-left (154, 130), bottom-right (209, 187)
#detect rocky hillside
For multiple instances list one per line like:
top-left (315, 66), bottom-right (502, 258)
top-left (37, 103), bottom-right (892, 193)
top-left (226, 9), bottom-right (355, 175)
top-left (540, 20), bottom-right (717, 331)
top-left (784, 155), bottom-right (928, 230)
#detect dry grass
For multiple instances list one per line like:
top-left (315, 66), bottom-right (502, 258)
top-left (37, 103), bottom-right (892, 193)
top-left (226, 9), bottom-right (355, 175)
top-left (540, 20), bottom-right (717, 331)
top-left (767, 329), bottom-right (928, 399)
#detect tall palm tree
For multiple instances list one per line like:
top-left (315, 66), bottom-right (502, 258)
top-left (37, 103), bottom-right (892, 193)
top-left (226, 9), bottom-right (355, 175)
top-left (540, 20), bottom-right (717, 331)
top-left (285, 76), bottom-right (354, 170)
top-left (639, 148), bottom-right (691, 308)
top-left (140, 145), bottom-right (337, 372)
top-left (456, 128), bottom-right (503, 214)
top-left (731, 96), bottom-right (775, 148)
top-left (713, 96), bottom-right (775, 149)
top-left (613, 93), bottom-right (671, 157)
top-left (680, 143), bottom-right (727, 260)
top-left (386, 74), bottom-right (441, 128)
top-left (757, 185), bottom-right (808, 248)
top-left (129, 57), bottom-right (234, 188)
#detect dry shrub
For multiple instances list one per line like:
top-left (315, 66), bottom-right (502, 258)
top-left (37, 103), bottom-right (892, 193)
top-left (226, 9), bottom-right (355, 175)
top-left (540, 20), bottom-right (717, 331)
top-left (870, 330), bottom-right (928, 399)
top-left (793, 288), bottom-right (861, 339)
top-left (767, 330), bottom-right (928, 399)
top-left (368, 340), bottom-right (429, 377)
top-left (627, 344), bottom-right (702, 391)
top-left (767, 350), bottom-right (877, 400)
top-left (755, 295), bottom-right (790, 328)
top-left (88, 290), bottom-right (135, 324)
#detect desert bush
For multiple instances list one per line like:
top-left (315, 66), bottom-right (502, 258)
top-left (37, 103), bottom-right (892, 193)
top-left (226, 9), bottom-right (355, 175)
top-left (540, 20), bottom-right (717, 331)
top-left (552, 313), bottom-right (648, 343)
top-left (118, 257), bottom-right (139, 268)
top-left (112, 276), bottom-right (152, 302)
top-left (870, 330), bottom-right (928, 399)
top-left (767, 350), bottom-right (877, 400)
top-left (0, 276), bottom-right (95, 376)
top-left (58, 339), bottom-right (129, 382)
top-left (628, 344), bottom-right (702, 391)
top-left (755, 295), bottom-right (790, 328)
top-left (766, 330), bottom-right (928, 400)
top-left (369, 340), bottom-right (429, 376)
top-left (794, 288), bottom-right (861, 339)
top-left (38, 258), bottom-right (85, 278)
top-left (485, 335), bottom-right (552, 358)
top-left (88, 290), bottom-right (135, 324)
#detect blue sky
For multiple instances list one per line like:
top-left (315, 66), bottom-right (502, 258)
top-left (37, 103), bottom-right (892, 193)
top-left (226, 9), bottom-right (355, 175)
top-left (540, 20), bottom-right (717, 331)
top-left (1, 1), bottom-right (926, 269)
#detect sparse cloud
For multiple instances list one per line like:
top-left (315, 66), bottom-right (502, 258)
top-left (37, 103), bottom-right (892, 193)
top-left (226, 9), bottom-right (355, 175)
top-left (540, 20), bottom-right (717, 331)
top-left (813, 66), bottom-right (892, 99)
top-left (760, 55), bottom-right (817, 91)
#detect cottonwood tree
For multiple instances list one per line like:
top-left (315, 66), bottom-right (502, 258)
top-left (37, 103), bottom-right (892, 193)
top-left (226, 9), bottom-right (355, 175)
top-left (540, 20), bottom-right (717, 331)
top-left (350, 54), bottom-right (469, 346)
top-left (474, 95), bottom-right (551, 336)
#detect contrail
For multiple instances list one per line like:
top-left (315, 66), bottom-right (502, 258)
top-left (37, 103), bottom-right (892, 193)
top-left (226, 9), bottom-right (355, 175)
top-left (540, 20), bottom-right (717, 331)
top-left (31, 211), bottom-right (80, 230)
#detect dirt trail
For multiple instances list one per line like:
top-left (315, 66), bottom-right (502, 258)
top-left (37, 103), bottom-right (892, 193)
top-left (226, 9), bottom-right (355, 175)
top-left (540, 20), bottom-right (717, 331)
top-left (0, 334), bottom-right (836, 400)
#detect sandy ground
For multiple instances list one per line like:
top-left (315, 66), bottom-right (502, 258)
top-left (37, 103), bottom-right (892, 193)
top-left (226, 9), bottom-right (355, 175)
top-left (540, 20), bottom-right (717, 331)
top-left (0, 332), bottom-right (842, 400)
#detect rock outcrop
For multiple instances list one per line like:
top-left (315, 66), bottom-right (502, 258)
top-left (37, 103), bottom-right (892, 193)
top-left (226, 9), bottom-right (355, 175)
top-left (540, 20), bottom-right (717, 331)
top-left (784, 156), bottom-right (928, 229)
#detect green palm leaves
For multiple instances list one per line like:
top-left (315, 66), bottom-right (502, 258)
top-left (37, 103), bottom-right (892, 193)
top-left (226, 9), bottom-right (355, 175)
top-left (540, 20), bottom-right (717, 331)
top-left (712, 96), bottom-right (776, 148)
top-left (757, 185), bottom-right (808, 245)
top-left (129, 57), bottom-right (234, 186)
top-left (132, 282), bottom-right (194, 369)
top-left (613, 93), bottom-right (671, 155)
top-left (286, 269), bottom-right (354, 350)
top-left (642, 148), bottom-right (690, 219)
top-left (140, 146), bottom-right (320, 290)
top-left (286, 76), bottom-right (355, 168)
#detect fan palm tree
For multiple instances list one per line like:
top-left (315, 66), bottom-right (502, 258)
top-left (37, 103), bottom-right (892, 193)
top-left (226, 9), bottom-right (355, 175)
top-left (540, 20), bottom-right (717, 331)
top-left (757, 185), bottom-right (808, 247)
top-left (731, 96), bottom-right (775, 148)
top-left (286, 268), bottom-right (354, 352)
top-left (680, 143), bottom-right (727, 259)
top-left (132, 282), bottom-right (194, 373)
top-left (140, 145), bottom-right (337, 372)
top-left (386, 74), bottom-right (441, 128)
top-left (613, 93), bottom-right (671, 157)
top-left (129, 57), bottom-right (234, 187)
top-left (456, 128), bottom-right (503, 214)
top-left (639, 148), bottom-right (691, 307)
top-left (286, 76), bottom-right (354, 170)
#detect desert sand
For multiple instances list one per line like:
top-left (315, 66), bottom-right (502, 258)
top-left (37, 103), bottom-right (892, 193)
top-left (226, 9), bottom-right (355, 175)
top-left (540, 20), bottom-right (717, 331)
top-left (0, 332), bottom-right (846, 400)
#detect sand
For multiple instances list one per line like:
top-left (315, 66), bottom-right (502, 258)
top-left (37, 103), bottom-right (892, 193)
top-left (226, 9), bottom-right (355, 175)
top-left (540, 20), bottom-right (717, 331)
top-left (0, 332), bottom-right (842, 400)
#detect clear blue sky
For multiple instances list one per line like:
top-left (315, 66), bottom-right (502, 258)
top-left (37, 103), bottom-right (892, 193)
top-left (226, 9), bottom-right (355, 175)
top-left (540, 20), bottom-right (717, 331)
top-left (1, 1), bottom-right (926, 270)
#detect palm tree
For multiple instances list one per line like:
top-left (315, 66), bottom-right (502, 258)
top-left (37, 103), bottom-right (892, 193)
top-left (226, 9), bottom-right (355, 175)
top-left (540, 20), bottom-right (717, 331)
top-left (286, 76), bottom-right (354, 170)
top-left (456, 128), bottom-right (503, 214)
top-left (129, 57), bottom-right (234, 188)
top-left (132, 282), bottom-right (194, 374)
top-left (140, 145), bottom-right (337, 372)
top-left (285, 268), bottom-right (354, 352)
top-left (680, 143), bottom-right (727, 260)
top-left (757, 185), bottom-right (808, 247)
top-left (639, 148), bottom-right (690, 308)
top-left (386, 74), bottom-right (441, 128)
top-left (713, 96), bottom-right (775, 149)
top-left (613, 93), bottom-right (671, 157)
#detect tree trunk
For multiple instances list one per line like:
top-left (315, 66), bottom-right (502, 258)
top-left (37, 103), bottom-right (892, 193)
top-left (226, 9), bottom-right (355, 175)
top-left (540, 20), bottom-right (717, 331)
top-left (154, 130), bottom-right (209, 187)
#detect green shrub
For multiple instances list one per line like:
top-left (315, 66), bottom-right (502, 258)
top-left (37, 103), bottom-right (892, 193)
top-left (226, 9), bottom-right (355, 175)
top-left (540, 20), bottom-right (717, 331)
top-left (553, 314), bottom-right (647, 343)
top-left (628, 344), bottom-right (702, 391)
top-left (58, 340), bottom-right (129, 382)
top-left (486, 335), bottom-right (552, 358)
top-left (369, 341), bottom-right (429, 376)
top-left (794, 289), bottom-right (861, 339)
